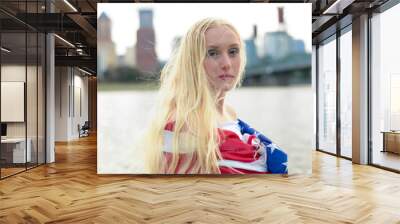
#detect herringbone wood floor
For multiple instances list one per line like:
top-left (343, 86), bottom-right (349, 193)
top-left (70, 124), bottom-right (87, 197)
top-left (1, 134), bottom-right (400, 223)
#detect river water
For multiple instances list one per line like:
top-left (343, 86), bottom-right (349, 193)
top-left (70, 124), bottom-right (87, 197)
top-left (98, 85), bottom-right (313, 175)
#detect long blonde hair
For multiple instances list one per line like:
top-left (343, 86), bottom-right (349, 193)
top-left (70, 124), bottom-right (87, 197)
top-left (143, 18), bottom-right (247, 174)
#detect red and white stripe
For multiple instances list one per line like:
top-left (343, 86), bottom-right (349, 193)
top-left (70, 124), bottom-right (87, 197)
top-left (162, 121), bottom-right (269, 174)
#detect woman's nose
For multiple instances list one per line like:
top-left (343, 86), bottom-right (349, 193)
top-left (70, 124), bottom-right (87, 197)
top-left (219, 53), bottom-right (231, 70)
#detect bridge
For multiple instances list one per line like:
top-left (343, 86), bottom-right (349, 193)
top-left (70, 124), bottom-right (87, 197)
top-left (243, 52), bottom-right (311, 86)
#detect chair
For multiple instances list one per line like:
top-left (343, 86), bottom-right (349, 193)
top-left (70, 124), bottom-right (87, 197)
top-left (79, 121), bottom-right (90, 138)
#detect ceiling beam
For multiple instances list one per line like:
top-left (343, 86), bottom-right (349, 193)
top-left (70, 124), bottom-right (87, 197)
top-left (312, 15), bottom-right (336, 33)
top-left (323, 0), bottom-right (356, 14)
top-left (67, 13), bottom-right (97, 46)
top-left (55, 55), bottom-right (96, 73)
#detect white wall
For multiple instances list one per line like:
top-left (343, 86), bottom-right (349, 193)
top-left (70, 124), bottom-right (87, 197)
top-left (1, 65), bottom-right (35, 138)
top-left (55, 67), bottom-right (89, 141)
top-left (55, 66), bottom-right (69, 141)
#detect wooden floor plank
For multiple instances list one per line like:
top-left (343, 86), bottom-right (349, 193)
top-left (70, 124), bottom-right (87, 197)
top-left (0, 134), bottom-right (400, 223)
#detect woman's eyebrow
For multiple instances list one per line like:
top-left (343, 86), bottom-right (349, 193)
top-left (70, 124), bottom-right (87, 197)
top-left (207, 43), bottom-right (239, 49)
top-left (206, 45), bottom-right (219, 49)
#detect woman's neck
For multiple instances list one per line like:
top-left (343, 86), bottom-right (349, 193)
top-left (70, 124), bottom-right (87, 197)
top-left (214, 90), bottom-right (235, 123)
top-left (216, 100), bottom-right (225, 115)
top-left (215, 90), bottom-right (226, 113)
top-left (216, 98), bottom-right (235, 123)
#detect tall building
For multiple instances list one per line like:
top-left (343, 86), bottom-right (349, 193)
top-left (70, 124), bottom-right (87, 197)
top-left (245, 25), bottom-right (260, 67)
top-left (264, 31), bottom-right (293, 60)
top-left (98, 12), bottom-right (117, 79)
top-left (277, 7), bottom-right (287, 32)
top-left (124, 45), bottom-right (136, 68)
top-left (293, 39), bottom-right (306, 53)
top-left (263, 7), bottom-right (306, 60)
top-left (263, 7), bottom-right (291, 59)
top-left (98, 12), bottom-right (112, 42)
top-left (135, 9), bottom-right (158, 74)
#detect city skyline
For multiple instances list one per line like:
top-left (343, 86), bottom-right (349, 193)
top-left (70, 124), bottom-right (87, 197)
top-left (98, 3), bottom-right (311, 61)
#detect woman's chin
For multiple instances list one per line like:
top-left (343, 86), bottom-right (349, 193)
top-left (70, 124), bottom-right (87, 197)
top-left (218, 85), bottom-right (235, 93)
top-left (211, 83), bottom-right (236, 95)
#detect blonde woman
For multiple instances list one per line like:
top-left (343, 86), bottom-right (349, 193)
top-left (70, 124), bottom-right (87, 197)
top-left (143, 18), bottom-right (287, 174)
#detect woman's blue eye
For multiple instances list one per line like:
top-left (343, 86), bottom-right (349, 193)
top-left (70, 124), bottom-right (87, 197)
top-left (229, 48), bottom-right (239, 56)
top-left (207, 49), bottom-right (219, 58)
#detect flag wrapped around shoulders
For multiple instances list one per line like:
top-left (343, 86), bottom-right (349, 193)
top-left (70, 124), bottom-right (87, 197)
top-left (161, 119), bottom-right (288, 174)
top-left (237, 119), bottom-right (288, 174)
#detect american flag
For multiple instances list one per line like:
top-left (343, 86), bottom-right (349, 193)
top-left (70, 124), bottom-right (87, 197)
top-left (162, 119), bottom-right (288, 174)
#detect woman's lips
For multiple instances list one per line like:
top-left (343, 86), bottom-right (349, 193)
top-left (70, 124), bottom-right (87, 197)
top-left (219, 74), bottom-right (235, 80)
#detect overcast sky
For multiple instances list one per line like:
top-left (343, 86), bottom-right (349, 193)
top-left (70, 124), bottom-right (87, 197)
top-left (98, 3), bottom-right (311, 61)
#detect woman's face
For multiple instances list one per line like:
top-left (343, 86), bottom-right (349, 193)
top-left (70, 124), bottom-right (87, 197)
top-left (203, 25), bottom-right (241, 94)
